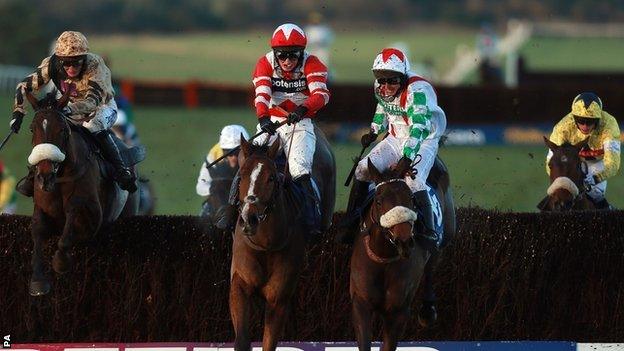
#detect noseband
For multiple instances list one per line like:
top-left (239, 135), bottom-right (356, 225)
top-left (361, 178), bottom-right (415, 264)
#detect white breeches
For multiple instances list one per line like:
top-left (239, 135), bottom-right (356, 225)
top-left (81, 106), bottom-right (118, 133)
top-left (586, 159), bottom-right (607, 202)
top-left (355, 134), bottom-right (439, 193)
top-left (254, 117), bottom-right (316, 179)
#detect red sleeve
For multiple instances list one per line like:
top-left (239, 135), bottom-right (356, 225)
top-left (252, 55), bottom-right (273, 118)
top-left (302, 55), bottom-right (330, 115)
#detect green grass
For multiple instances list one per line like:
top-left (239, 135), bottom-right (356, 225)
top-left (89, 27), bottom-right (475, 84)
top-left (4, 91), bottom-right (624, 215)
top-left (520, 37), bottom-right (624, 72)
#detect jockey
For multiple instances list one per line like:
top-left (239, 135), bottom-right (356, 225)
top-left (11, 31), bottom-right (136, 195)
top-left (546, 92), bottom-right (620, 209)
top-left (340, 48), bottom-right (447, 247)
top-left (196, 125), bottom-right (249, 216)
top-left (215, 23), bottom-right (330, 234)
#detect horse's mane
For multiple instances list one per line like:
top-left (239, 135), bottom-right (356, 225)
top-left (245, 143), bottom-right (270, 156)
top-left (37, 92), bottom-right (61, 110)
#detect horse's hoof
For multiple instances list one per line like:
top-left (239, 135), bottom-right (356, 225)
top-left (29, 279), bottom-right (51, 296)
top-left (52, 251), bottom-right (72, 274)
top-left (418, 301), bottom-right (438, 328)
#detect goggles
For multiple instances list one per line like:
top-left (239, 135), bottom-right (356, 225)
top-left (60, 58), bottom-right (84, 68)
top-left (377, 77), bottom-right (402, 85)
top-left (574, 116), bottom-right (598, 126)
top-left (275, 51), bottom-right (301, 61)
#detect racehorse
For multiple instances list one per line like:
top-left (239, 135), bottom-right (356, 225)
top-left (24, 91), bottom-right (143, 296)
top-left (229, 132), bottom-right (335, 351)
top-left (349, 156), bottom-right (455, 351)
top-left (199, 162), bottom-right (237, 219)
top-left (539, 136), bottom-right (594, 211)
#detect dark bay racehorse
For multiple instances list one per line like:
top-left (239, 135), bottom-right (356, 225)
top-left (539, 136), bottom-right (594, 211)
top-left (349, 156), bottom-right (455, 351)
top-left (229, 132), bottom-right (335, 351)
top-left (25, 91), bottom-right (141, 296)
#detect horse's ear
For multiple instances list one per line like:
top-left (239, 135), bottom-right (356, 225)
top-left (367, 158), bottom-right (382, 184)
top-left (57, 88), bottom-right (71, 109)
top-left (395, 157), bottom-right (412, 178)
top-left (574, 137), bottom-right (590, 150)
top-left (268, 138), bottom-right (281, 159)
top-left (544, 136), bottom-right (558, 150)
top-left (238, 134), bottom-right (250, 167)
top-left (25, 90), bottom-right (39, 110)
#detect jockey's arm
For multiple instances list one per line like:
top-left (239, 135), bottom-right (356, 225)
top-left (594, 112), bottom-right (621, 182)
top-left (13, 56), bottom-right (53, 115)
top-left (196, 144), bottom-right (221, 197)
top-left (370, 104), bottom-right (388, 134)
top-left (301, 55), bottom-right (330, 115)
top-left (67, 59), bottom-right (110, 115)
top-left (403, 87), bottom-right (433, 160)
top-left (252, 56), bottom-right (273, 118)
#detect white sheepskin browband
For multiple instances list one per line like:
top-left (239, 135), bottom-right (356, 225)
top-left (28, 143), bottom-right (66, 166)
top-left (380, 206), bottom-right (418, 228)
top-left (547, 176), bottom-right (579, 197)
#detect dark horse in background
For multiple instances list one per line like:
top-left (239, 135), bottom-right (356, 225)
top-left (538, 136), bottom-right (595, 211)
top-left (349, 156), bottom-right (455, 351)
top-left (25, 91), bottom-right (144, 296)
top-left (229, 130), bottom-right (336, 351)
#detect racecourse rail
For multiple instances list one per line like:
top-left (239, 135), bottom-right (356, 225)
top-left (1, 209), bottom-right (623, 342)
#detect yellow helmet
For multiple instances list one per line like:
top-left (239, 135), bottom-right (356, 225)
top-left (54, 31), bottom-right (89, 57)
top-left (571, 92), bottom-right (602, 119)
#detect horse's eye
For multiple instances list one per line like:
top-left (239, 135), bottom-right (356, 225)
top-left (268, 175), bottom-right (275, 182)
top-left (375, 199), bottom-right (382, 206)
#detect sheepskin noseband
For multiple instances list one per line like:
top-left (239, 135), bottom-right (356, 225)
top-left (379, 206), bottom-right (418, 228)
top-left (28, 143), bottom-right (66, 166)
top-left (547, 176), bottom-right (579, 197)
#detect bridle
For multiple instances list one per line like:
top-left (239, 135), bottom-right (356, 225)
top-left (549, 154), bottom-right (590, 210)
top-left (360, 178), bottom-right (415, 264)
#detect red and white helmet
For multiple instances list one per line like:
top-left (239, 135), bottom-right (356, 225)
top-left (372, 48), bottom-right (410, 75)
top-left (271, 23), bottom-right (307, 49)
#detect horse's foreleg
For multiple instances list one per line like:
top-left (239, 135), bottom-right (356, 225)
top-left (262, 296), bottom-right (290, 351)
top-left (381, 307), bottom-right (409, 351)
top-left (418, 254), bottom-right (438, 328)
top-left (29, 208), bottom-right (51, 296)
top-left (352, 295), bottom-right (373, 351)
top-left (53, 199), bottom-right (100, 274)
top-left (230, 273), bottom-right (252, 351)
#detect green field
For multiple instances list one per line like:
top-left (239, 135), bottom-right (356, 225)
top-left (89, 30), bottom-right (624, 84)
top-left (3, 93), bottom-right (624, 215)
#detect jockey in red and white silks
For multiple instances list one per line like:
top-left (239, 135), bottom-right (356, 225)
top-left (252, 23), bottom-right (330, 180)
top-left (215, 23), bottom-right (330, 235)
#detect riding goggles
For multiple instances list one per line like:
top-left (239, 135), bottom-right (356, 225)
top-left (275, 50), bottom-right (301, 61)
top-left (377, 77), bottom-right (402, 85)
top-left (60, 58), bottom-right (84, 68)
top-left (574, 116), bottom-right (599, 126)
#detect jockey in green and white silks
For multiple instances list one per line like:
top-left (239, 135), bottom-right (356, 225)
top-left (341, 48), bottom-right (447, 248)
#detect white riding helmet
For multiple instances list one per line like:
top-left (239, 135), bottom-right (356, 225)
top-left (54, 31), bottom-right (89, 57)
top-left (219, 125), bottom-right (249, 150)
top-left (372, 48), bottom-right (410, 76)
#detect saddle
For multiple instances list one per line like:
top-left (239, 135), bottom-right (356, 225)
top-left (69, 124), bottom-right (146, 180)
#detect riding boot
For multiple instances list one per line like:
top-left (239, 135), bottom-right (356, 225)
top-left (294, 174), bottom-right (321, 237)
top-left (412, 190), bottom-right (440, 252)
top-left (214, 171), bottom-right (240, 230)
top-left (16, 166), bottom-right (35, 197)
top-left (336, 179), bottom-right (369, 245)
top-left (94, 130), bottom-right (137, 193)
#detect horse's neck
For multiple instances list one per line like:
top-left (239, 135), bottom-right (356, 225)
top-left (62, 134), bottom-right (89, 175)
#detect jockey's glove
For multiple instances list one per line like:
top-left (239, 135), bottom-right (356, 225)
top-left (10, 111), bottom-right (24, 134)
top-left (287, 105), bottom-right (308, 125)
top-left (584, 173), bottom-right (598, 187)
top-left (259, 116), bottom-right (278, 135)
top-left (361, 131), bottom-right (378, 147)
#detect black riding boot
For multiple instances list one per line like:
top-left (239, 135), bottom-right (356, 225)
top-left (336, 179), bottom-right (369, 244)
top-left (593, 198), bottom-right (614, 210)
top-left (95, 130), bottom-right (137, 193)
top-left (295, 174), bottom-right (321, 237)
top-left (412, 190), bottom-right (440, 252)
top-left (214, 171), bottom-right (240, 230)
top-left (16, 166), bottom-right (35, 197)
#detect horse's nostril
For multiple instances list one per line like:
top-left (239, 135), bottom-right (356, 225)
top-left (249, 214), bottom-right (259, 226)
